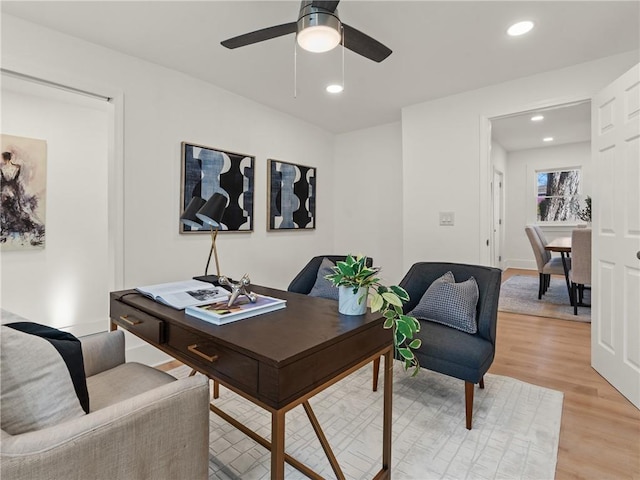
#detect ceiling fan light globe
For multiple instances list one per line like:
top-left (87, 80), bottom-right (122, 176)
top-left (297, 25), bottom-right (341, 53)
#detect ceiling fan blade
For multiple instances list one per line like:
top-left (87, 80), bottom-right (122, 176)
top-left (311, 1), bottom-right (340, 12)
top-left (341, 23), bottom-right (392, 63)
top-left (221, 22), bottom-right (297, 49)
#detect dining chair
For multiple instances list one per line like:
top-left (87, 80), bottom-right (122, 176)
top-left (569, 228), bottom-right (592, 315)
top-left (525, 226), bottom-right (569, 299)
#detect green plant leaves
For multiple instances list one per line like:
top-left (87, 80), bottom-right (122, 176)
top-left (324, 253), bottom-right (422, 375)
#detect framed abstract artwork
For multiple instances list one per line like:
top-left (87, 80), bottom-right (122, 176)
top-left (180, 142), bottom-right (254, 233)
top-left (1, 134), bottom-right (47, 250)
top-left (267, 159), bottom-right (316, 230)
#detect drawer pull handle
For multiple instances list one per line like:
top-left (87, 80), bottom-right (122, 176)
top-left (119, 315), bottom-right (142, 326)
top-left (187, 344), bottom-right (218, 363)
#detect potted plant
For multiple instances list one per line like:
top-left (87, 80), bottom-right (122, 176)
top-left (325, 254), bottom-right (421, 374)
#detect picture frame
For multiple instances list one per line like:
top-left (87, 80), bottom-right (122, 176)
top-left (1, 134), bottom-right (47, 250)
top-left (180, 142), bottom-right (254, 233)
top-left (267, 159), bottom-right (316, 230)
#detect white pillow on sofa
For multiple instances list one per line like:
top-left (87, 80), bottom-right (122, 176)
top-left (1, 326), bottom-right (86, 435)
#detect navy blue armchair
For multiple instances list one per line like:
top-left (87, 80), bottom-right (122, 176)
top-left (287, 255), bottom-right (373, 294)
top-left (374, 262), bottom-right (502, 429)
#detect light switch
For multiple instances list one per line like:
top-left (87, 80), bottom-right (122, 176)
top-left (439, 212), bottom-right (455, 226)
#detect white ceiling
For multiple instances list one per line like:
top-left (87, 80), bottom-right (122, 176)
top-left (2, 1), bottom-right (639, 136)
top-left (492, 100), bottom-right (592, 152)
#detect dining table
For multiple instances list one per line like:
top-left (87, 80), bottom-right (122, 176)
top-left (545, 236), bottom-right (572, 303)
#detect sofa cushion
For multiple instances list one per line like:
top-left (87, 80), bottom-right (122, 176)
top-left (308, 257), bottom-right (339, 300)
top-left (1, 326), bottom-right (86, 435)
top-left (408, 271), bottom-right (479, 334)
top-left (87, 362), bottom-right (176, 411)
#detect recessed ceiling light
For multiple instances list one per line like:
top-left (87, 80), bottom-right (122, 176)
top-left (531, 115), bottom-right (544, 122)
top-left (543, 137), bottom-right (554, 142)
top-left (507, 21), bottom-right (534, 36)
top-left (326, 84), bottom-right (344, 94)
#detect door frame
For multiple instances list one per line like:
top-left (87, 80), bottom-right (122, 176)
top-left (479, 95), bottom-right (591, 267)
top-left (491, 167), bottom-right (504, 269)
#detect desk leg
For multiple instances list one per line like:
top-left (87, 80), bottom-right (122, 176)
top-left (271, 409), bottom-right (286, 480)
top-left (382, 348), bottom-right (393, 476)
top-left (560, 252), bottom-right (572, 304)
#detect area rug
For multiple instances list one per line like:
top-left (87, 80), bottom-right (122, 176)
top-left (169, 362), bottom-right (563, 480)
top-left (499, 275), bottom-right (591, 322)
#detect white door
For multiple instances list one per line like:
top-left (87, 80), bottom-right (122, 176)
top-left (492, 169), bottom-right (504, 269)
top-left (591, 63), bottom-right (640, 409)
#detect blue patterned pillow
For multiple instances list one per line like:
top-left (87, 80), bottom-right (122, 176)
top-left (408, 271), bottom-right (479, 334)
top-left (308, 257), bottom-right (339, 300)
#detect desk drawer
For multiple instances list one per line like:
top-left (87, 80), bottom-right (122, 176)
top-left (111, 301), bottom-right (164, 344)
top-left (167, 324), bottom-right (258, 394)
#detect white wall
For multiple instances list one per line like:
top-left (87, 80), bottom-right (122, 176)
top-left (491, 141), bottom-right (507, 175)
top-left (333, 122), bottom-right (403, 285)
top-left (1, 14), bottom-right (335, 363)
top-left (401, 51), bottom-right (638, 272)
top-left (504, 141), bottom-right (591, 270)
top-left (1, 80), bottom-right (111, 337)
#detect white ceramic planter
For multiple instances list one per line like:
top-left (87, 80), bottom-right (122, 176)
top-left (338, 286), bottom-right (368, 315)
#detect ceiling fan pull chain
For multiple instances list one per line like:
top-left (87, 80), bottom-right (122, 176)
top-left (294, 40), bottom-right (298, 99)
top-left (341, 24), bottom-right (345, 91)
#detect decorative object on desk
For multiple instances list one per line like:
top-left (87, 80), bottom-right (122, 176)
top-left (1, 134), bottom-right (47, 250)
top-left (185, 293), bottom-right (286, 325)
top-left (267, 159), bottom-right (316, 230)
top-left (135, 279), bottom-right (227, 310)
top-left (180, 142), bottom-right (254, 233)
top-left (218, 273), bottom-right (257, 307)
top-left (325, 254), bottom-right (421, 374)
top-left (169, 363), bottom-right (562, 480)
top-left (180, 193), bottom-right (228, 283)
top-left (577, 195), bottom-right (592, 224)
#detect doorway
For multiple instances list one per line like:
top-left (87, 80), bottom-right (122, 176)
top-left (488, 100), bottom-right (592, 271)
top-left (0, 70), bottom-right (123, 336)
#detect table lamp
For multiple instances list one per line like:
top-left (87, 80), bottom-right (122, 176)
top-left (180, 193), bottom-right (227, 283)
top-left (180, 196), bottom-right (206, 229)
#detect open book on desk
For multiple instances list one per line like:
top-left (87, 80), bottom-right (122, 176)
top-left (185, 294), bottom-right (286, 325)
top-left (135, 279), bottom-right (228, 310)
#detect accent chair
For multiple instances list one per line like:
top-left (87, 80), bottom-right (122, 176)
top-left (1, 326), bottom-right (210, 480)
top-left (372, 262), bottom-right (501, 429)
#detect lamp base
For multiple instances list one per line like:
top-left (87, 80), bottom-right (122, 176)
top-left (193, 274), bottom-right (234, 288)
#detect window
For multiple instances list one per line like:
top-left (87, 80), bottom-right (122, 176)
top-left (536, 169), bottom-right (581, 222)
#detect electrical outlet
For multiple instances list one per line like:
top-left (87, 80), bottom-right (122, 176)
top-left (439, 212), bottom-right (455, 226)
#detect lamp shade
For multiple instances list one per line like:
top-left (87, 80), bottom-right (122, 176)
top-left (180, 196), bottom-right (206, 229)
top-left (196, 193), bottom-right (227, 228)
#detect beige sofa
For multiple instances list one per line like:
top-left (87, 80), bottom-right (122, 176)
top-left (1, 327), bottom-right (210, 480)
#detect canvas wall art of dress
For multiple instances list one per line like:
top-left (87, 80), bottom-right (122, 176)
top-left (268, 159), bottom-right (316, 230)
top-left (1, 134), bottom-right (47, 250)
top-left (180, 142), bottom-right (254, 233)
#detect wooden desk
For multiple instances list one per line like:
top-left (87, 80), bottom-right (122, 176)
top-left (110, 285), bottom-right (393, 480)
top-left (545, 237), bottom-right (572, 302)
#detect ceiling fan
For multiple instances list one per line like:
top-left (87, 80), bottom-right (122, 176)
top-left (220, 1), bottom-right (392, 63)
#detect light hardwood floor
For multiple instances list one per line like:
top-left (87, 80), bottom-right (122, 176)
top-left (159, 268), bottom-right (640, 479)
top-left (494, 269), bottom-right (639, 479)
